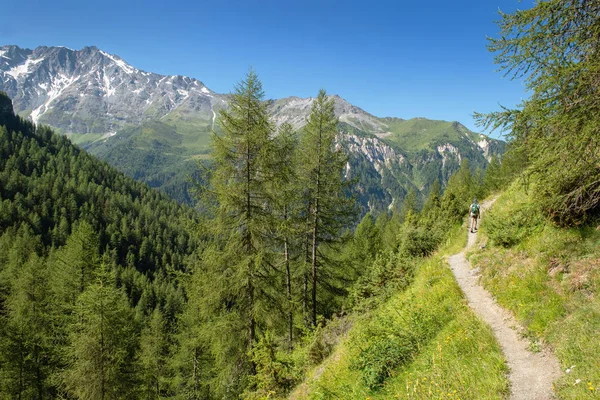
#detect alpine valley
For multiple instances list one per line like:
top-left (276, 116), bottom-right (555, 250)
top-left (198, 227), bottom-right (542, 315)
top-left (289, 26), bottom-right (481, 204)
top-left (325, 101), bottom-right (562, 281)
top-left (0, 44), bottom-right (505, 210)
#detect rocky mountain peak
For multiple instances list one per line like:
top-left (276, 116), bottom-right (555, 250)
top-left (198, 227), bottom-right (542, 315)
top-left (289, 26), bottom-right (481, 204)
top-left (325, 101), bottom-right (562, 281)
top-left (0, 45), bottom-right (222, 135)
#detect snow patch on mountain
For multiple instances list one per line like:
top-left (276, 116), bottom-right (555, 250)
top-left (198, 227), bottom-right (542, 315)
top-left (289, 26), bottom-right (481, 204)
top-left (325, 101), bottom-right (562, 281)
top-left (6, 57), bottom-right (44, 79)
top-left (102, 72), bottom-right (115, 97)
top-left (99, 50), bottom-right (136, 74)
top-left (31, 73), bottom-right (80, 124)
top-left (0, 50), bottom-right (8, 59)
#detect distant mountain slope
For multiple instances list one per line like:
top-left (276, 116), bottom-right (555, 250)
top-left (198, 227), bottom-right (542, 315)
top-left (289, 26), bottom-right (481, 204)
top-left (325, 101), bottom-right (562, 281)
top-left (0, 44), bottom-right (505, 212)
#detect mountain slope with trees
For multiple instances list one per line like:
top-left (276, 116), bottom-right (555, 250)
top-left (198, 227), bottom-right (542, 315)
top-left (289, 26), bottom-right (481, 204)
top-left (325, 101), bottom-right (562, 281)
top-left (0, 91), bottom-right (198, 398)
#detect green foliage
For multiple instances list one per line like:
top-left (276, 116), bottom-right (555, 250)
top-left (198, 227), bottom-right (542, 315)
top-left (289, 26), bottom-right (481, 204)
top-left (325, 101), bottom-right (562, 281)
top-left (0, 252), bottom-right (54, 399)
top-left (347, 243), bottom-right (421, 316)
top-left (0, 97), bottom-right (197, 277)
top-left (440, 159), bottom-right (475, 224)
top-left (482, 183), bottom-right (544, 247)
top-left (343, 213), bottom-right (382, 277)
top-left (185, 69), bottom-right (285, 397)
top-left (243, 332), bottom-right (300, 400)
top-left (305, 316), bottom-right (353, 366)
top-left (422, 179), bottom-right (441, 214)
top-left (139, 308), bottom-right (174, 399)
top-left (400, 187), bottom-right (418, 219)
top-left (62, 266), bottom-right (139, 399)
top-left (0, 92), bottom-right (194, 397)
top-left (297, 88), bottom-right (357, 327)
top-left (348, 258), bottom-right (458, 390)
top-left (0, 74), bottom-right (506, 398)
top-left (483, 155), bottom-right (502, 193)
top-left (350, 327), bottom-right (418, 390)
top-left (477, 0), bottom-right (600, 225)
top-left (379, 211), bottom-right (402, 253)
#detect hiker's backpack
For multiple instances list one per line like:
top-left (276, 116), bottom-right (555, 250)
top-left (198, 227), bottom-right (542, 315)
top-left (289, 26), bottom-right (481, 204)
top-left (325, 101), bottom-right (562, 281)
top-left (470, 203), bottom-right (480, 216)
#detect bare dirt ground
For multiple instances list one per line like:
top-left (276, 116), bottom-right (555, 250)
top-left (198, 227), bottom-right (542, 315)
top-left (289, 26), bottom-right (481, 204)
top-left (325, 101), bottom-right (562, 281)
top-left (448, 198), bottom-right (561, 399)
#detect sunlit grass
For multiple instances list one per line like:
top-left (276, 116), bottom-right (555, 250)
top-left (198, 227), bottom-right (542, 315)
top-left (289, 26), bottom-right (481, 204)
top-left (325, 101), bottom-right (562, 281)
top-left (291, 256), bottom-right (508, 399)
top-left (469, 182), bottom-right (600, 399)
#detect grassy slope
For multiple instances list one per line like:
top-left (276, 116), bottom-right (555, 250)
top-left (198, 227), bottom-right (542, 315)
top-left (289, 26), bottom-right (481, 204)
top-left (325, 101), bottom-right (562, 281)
top-left (379, 118), bottom-right (482, 153)
top-left (290, 225), bottom-right (509, 399)
top-left (75, 120), bottom-right (211, 204)
top-left (468, 183), bottom-right (600, 399)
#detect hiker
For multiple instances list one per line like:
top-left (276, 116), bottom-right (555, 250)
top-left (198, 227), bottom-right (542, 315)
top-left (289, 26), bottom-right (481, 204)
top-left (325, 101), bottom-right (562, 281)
top-left (469, 198), bottom-right (480, 233)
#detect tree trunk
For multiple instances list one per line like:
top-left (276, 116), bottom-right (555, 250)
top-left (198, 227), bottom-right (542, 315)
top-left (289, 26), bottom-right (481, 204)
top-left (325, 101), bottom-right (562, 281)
top-left (284, 234), bottom-right (293, 347)
top-left (303, 201), bottom-right (311, 327)
top-left (100, 296), bottom-right (105, 400)
top-left (245, 120), bottom-right (256, 374)
top-left (311, 189), bottom-right (319, 327)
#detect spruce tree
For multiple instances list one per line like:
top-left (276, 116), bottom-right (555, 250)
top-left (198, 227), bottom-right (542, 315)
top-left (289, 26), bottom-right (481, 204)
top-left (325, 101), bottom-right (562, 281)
top-left (483, 155), bottom-right (502, 193)
top-left (422, 179), bottom-right (441, 215)
top-left (400, 187), bottom-right (419, 220)
top-left (438, 159), bottom-right (473, 226)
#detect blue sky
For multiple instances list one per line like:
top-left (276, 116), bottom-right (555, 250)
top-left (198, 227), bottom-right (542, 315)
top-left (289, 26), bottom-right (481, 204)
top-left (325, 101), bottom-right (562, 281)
top-left (2, 0), bottom-right (534, 138)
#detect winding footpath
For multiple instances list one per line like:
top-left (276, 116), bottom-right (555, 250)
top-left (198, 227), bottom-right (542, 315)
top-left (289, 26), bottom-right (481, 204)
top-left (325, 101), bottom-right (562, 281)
top-left (447, 199), bottom-right (561, 400)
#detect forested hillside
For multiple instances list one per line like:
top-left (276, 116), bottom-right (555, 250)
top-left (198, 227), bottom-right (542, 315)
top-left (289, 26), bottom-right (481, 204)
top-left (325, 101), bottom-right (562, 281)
top-left (287, 1), bottom-right (600, 397)
top-left (0, 91), bottom-right (199, 398)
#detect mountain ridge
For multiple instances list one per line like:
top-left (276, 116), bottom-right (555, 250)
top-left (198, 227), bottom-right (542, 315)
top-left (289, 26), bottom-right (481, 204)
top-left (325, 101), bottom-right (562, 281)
top-left (0, 44), bottom-right (505, 211)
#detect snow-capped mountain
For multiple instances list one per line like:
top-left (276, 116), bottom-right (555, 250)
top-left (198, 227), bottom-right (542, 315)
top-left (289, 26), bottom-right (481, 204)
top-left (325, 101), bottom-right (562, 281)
top-left (0, 45), bottom-right (225, 136)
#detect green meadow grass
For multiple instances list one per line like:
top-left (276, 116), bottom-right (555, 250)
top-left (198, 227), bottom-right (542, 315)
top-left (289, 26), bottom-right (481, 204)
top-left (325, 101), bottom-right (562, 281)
top-left (379, 118), bottom-right (481, 153)
top-left (291, 253), bottom-right (508, 399)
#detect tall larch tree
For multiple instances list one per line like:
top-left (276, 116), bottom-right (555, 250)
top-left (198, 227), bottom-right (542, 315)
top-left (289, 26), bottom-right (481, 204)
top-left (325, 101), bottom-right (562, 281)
top-left (269, 122), bottom-right (300, 346)
top-left (62, 266), bottom-right (139, 400)
top-left (0, 253), bottom-right (53, 399)
top-left (190, 69), bottom-right (281, 395)
top-left (297, 89), bottom-right (356, 327)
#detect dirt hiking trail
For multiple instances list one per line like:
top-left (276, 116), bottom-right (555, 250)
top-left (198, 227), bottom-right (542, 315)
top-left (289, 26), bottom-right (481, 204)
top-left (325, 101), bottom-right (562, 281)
top-left (448, 198), bottom-right (561, 400)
